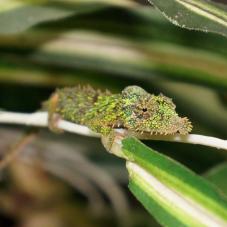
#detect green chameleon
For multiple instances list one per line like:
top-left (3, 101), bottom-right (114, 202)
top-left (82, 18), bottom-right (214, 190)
top-left (45, 85), bottom-right (192, 136)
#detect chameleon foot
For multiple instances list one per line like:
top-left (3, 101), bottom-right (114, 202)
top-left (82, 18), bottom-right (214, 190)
top-left (47, 92), bottom-right (64, 133)
top-left (101, 129), bottom-right (128, 159)
top-left (48, 113), bottom-right (64, 134)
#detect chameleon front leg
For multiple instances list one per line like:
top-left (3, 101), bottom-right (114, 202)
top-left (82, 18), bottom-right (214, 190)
top-left (101, 129), bottom-right (128, 159)
top-left (47, 93), bottom-right (64, 133)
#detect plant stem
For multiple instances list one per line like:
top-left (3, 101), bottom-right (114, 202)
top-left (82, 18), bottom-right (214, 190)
top-left (0, 111), bottom-right (227, 151)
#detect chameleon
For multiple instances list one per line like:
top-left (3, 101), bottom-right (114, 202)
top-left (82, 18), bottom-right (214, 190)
top-left (45, 85), bottom-right (192, 136)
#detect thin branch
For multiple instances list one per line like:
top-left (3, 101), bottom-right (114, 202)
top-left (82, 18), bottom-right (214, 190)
top-left (0, 111), bottom-right (227, 151)
top-left (136, 133), bottom-right (227, 150)
top-left (0, 111), bottom-right (99, 137)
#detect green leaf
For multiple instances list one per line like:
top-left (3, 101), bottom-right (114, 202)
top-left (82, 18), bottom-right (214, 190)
top-left (0, 0), bottom-right (135, 34)
top-left (205, 162), bottom-right (227, 197)
top-left (148, 0), bottom-right (227, 37)
top-left (1, 30), bottom-right (227, 90)
top-left (122, 137), bottom-right (227, 226)
top-left (0, 1), bottom-right (73, 34)
top-left (128, 177), bottom-right (193, 227)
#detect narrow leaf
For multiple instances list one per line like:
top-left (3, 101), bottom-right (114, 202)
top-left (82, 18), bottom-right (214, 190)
top-left (148, 0), bottom-right (227, 37)
top-left (1, 31), bottom-right (227, 89)
top-left (205, 162), bottom-right (227, 197)
top-left (122, 137), bottom-right (227, 226)
top-left (0, 0), bottom-right (135, 34)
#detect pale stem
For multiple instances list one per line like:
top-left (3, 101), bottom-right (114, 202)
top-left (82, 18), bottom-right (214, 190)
top-left (0, 111), bottom-right (227, 151)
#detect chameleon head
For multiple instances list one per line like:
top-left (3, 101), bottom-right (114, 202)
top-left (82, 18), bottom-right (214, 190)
top-left (121, 86), bottom-right (192, 135)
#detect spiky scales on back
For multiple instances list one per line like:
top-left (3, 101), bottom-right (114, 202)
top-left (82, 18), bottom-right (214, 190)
top-left (46, 85), bottom-right (192, 135)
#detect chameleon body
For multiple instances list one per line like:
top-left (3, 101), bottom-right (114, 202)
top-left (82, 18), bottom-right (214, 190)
top-left (46, 85), bottom-right (192, 135)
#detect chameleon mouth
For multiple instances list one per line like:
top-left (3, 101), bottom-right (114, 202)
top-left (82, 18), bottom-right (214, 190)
top-left (135, 130), bottom-right (178, 136)
top-left (176, 117), bottom-right (193, 135)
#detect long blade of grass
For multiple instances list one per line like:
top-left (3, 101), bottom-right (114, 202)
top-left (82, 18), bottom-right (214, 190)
top-left (0, 31), bottom-right (227, 89)
top-left (148, 0), bottom-right (227, 37)
top-left (0, 0), bottom-right (136, 34)
top-left (122, 137), bottom-right (227, 226)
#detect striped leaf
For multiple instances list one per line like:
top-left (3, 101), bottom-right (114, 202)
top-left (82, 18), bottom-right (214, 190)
top-left (148, 0), bottom-right (227, 37)
top-left (0, 0), bottom-right (135, 34)
top-left (205, 162), bottom-right (227, 197)
top-left (123, 137), bottom-right (227, 226)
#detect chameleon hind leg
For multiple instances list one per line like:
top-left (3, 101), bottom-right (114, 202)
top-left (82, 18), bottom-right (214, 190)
top-left (47, 93), bottom-right (64, 133)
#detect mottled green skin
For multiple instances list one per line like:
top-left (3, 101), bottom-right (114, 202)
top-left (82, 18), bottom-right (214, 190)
top-left (48, 85), bottom-right (192, 135)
